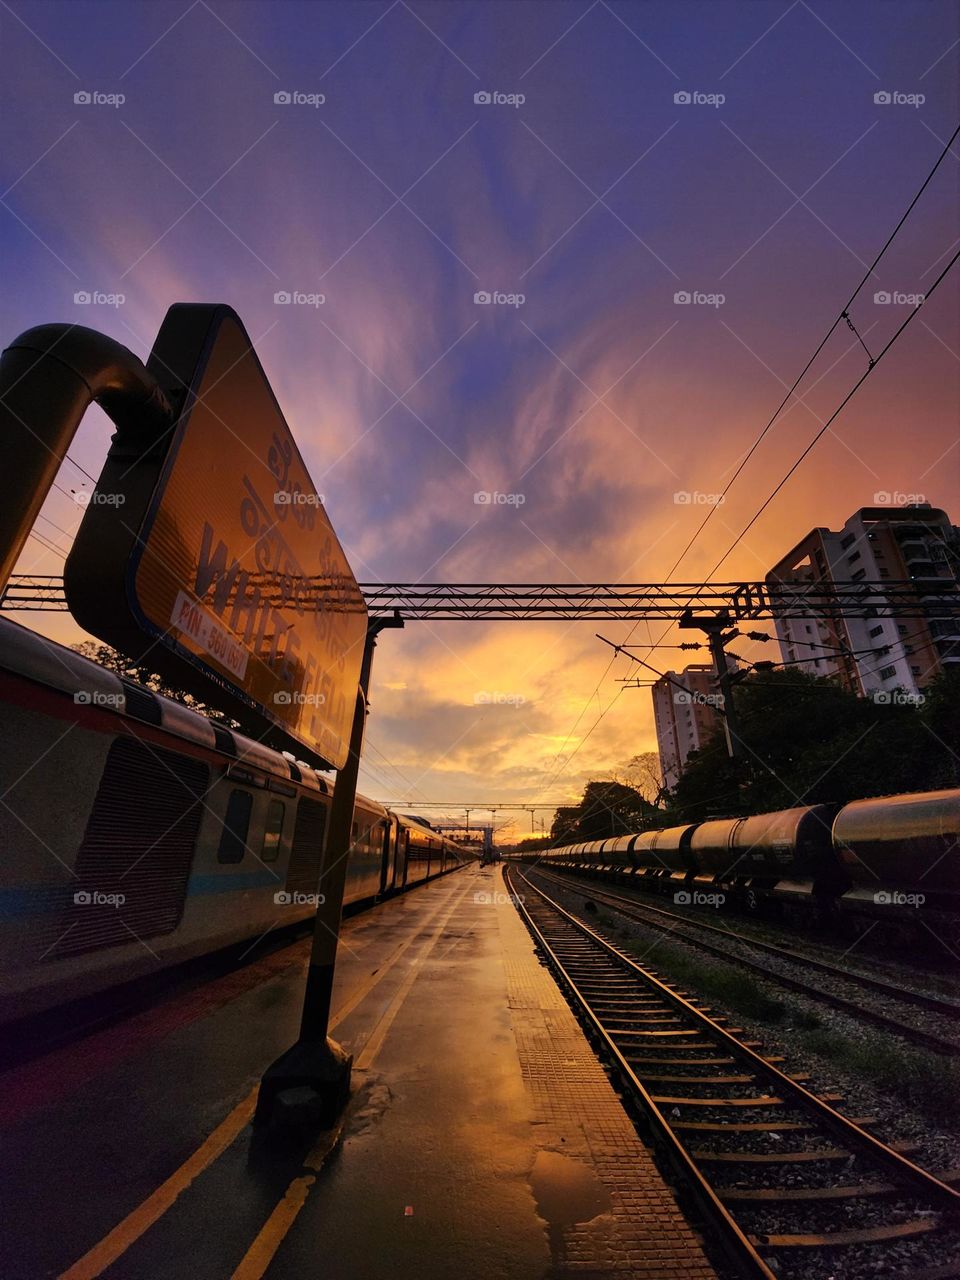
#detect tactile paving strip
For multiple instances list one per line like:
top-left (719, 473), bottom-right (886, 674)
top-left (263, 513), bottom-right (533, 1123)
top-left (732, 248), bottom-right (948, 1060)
top-left (497, 874), bottom-right (717, 1277)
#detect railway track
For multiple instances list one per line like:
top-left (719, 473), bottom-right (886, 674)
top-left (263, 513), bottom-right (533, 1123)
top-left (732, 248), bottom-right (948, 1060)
top-left (528, 864), bottom-right (960, 1057)
top-left (506, 864), bottom-right (960, 1280)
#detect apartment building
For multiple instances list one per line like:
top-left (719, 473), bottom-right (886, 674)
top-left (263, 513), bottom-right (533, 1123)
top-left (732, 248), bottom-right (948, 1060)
top-left (766, 504), bottom-right (960, 699)
top-left (652, 663), bottom-right (726, 789)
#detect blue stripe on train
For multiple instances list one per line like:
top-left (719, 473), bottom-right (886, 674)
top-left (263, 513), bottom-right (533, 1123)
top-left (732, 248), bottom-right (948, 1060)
top-left (0, 861), bottom-right (458, 919)
top-left (0, 870), bottom-right (283, 919)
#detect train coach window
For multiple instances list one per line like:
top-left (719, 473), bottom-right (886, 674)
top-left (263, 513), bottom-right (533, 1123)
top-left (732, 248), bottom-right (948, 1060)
top-left (219, 788), bottom-right (253, 863)
top-left (261, 799), bottom-right (285, 862)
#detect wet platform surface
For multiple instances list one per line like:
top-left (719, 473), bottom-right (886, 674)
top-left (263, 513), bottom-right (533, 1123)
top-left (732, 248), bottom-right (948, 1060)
top-left (2, 865), bottom-right (716, 1279)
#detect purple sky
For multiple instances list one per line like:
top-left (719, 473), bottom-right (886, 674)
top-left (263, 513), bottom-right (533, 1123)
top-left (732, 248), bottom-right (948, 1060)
top-left (2, 0), bottom-right (958, 836)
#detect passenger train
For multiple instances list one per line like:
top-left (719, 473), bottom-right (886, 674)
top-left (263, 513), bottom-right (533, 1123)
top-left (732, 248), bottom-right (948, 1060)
top-left (527, 790), bottom-right (960, 944)
top-left (0, 618), bottom-right (468, 1024)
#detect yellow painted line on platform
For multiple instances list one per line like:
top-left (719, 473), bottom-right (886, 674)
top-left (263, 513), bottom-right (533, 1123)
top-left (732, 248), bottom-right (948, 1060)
top-left (229, 1123), bottom-right (345, 1280)
top-left (56, 873), bottom-right (473, 1280)
top-left (227, 878), bottom-right (474, 1280)
top-left (58, 1088), bottom-right (258, 1280)
top-left (353, 882), bottom-right (468, 1072)
top-left (326, 891), bottom-right (452, 1030)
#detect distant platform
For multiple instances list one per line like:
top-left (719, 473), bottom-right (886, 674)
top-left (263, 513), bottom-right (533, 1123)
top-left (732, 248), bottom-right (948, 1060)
top-left (2, 865), bottom-right (716, 1280)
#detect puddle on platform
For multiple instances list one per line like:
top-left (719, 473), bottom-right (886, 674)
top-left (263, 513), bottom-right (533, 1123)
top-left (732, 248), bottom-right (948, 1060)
top-left (346, 1078), bottom-right (394, 1138)
top-left (530, 1150), bottom-right (612, 1228)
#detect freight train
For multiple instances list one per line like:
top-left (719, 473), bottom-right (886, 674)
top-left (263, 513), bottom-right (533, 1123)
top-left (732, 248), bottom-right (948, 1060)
top-left (527, 791), bottom-right (960, 943)
top-left (0, 618), bottom-right (468, 1024)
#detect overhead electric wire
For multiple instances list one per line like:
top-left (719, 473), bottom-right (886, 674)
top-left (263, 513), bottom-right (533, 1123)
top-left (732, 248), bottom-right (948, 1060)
top-left (25, 530), bottom-right (68, 559)
top-left (36, 511), bottom-right (80, 544)
top-left (535, 124), bottom-right (960, 796)
top-left (65, 455), bottom-right (97, 486)
top-left (597, 635), bottom-right (733, 722)
top-left (663, 119), bottom-right (960, 579)
top-left (363, 736), bottom-right (433, 805)
top-left (707, 243), bottom-right (960, 577)
top-left (851, 630), bottom-right (954, 687)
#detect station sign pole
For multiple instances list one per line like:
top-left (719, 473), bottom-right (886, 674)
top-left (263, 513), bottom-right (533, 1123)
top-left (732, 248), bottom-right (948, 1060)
top-left (255, 615), bottom-right (401, 1130)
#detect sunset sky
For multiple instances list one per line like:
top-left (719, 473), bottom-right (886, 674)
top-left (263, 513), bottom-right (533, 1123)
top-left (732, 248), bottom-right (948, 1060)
top-left (2, 0), bottom-right (958, 838)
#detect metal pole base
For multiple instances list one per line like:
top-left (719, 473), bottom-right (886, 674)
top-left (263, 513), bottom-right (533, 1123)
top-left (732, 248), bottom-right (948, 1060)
top-left (254, 1036), bottom-right (352, 1130)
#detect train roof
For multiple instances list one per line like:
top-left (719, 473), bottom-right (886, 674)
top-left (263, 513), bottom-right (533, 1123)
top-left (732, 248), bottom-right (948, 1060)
top-left (602, 835), bottom-right (636, 853)
top-left (647, 823), bottom-right (699, 850)
top-left (731, 804), bottom-right (835, 847)
top-left (833, 788), bottom-right (960, 839)
top-left (0, 617), bottom-right (419, 809)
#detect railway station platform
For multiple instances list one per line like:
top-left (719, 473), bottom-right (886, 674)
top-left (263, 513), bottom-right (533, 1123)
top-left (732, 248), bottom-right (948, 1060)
top-left (2, 864), bottom-right (716, 1280)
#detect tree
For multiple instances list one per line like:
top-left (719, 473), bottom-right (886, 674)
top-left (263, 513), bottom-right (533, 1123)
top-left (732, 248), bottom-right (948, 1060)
top-left (617, 751), bottom-right (667, 808)
top-left (550, 780), bottom-right (659, 843)
top-left (550, 806), bottom-right (581, 843)
top-left (514, 836), bottom-right (552, 852)
top-left (918, 666), bottom-right (960, 787)
top-left (666, 665), bottom-right (957, 821)
top-left (666, 733), bottom-right (739, 822)
top-left (70, 641), bottom-right (239, 726)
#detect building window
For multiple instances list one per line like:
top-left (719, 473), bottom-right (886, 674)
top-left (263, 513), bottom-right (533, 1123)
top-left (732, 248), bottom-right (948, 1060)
top-left (878, 665), bottom-right (897, 680)
top-left (869, 624), bottom-right (884, 638)
top-left (851, 569), bottom-right (867, 582)
top-left (911, 666), bottom-right (921, 676)
top-left (840, 533), bottom-right (856, 549)
top-left (879, 568), bottom-right (889, 578)
top-left (847, 550), bottom-right (861, 564)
